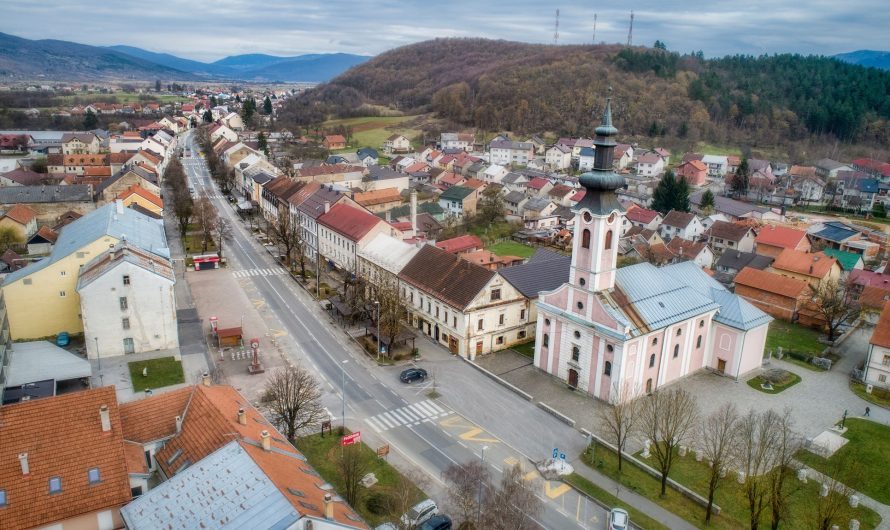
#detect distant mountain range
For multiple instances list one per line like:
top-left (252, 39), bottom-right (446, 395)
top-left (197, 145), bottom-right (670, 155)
top-left (0, 32), bottom-right (370, 82)
top-left (834, 50), bottom-right (890, 70)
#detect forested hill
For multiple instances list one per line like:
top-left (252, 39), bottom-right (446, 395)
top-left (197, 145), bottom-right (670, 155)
top-left (283, 38), bottom-right (890, 148)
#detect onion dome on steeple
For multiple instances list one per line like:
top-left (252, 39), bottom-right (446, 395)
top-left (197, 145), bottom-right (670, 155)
top-left (576, 90), bottom-right (625, 214)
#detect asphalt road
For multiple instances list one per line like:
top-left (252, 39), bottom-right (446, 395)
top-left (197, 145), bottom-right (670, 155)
top-left (178, 131), bottom-right (609, 530)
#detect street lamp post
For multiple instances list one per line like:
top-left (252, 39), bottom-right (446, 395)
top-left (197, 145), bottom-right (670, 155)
top-left (477, 445), bottom-right (489, 526)
top-left (340, 359), bottom-right (349, 434)
top-left (375, 300), bottom-right (381, 362)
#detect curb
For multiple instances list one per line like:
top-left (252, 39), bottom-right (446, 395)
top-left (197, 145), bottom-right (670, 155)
top-left (460, 357), bottom-right (534, 401)
top-left (537, 401), bottom-right (576, 427)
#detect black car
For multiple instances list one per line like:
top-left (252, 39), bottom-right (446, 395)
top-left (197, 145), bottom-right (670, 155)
top-left (399, 368), bottom-right (428, 384)
top-left (419, 515), bottom-right (452, 530)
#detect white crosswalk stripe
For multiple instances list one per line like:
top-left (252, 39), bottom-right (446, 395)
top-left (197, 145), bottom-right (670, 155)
top-left (365, 400), bottom-right (451, 432)
top-left (232, 267), bottom-right (288, 279)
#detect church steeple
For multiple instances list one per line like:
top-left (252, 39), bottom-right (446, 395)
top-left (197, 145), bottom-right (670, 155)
top-left (576, 90), bottom-right (624, 215)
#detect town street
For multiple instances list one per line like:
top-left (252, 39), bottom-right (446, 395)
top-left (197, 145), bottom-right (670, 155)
top-left (178, 130), bottom-right (611, 530)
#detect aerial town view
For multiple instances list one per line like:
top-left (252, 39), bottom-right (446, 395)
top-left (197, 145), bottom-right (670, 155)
top-left (1, 2), bottom-right (890, 529)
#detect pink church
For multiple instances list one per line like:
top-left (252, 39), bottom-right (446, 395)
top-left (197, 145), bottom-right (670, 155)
top-left (534, 98), bottom-right (771, 402)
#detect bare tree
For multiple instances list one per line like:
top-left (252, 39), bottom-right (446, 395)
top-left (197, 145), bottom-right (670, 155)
top-left (442, 460), bottom-right (490, 528)
top-left (336, 444), bottom-right (371, 508)
top-left (737, 409), bottom-right (780, 530)
top-left (260, 364), bottom-right (325, 443)
top-left (212, 217), bottom-right (232, 259)
top-left (266, 206), bottom-right (304, 272)
top-left (767, 409), bottom-right (803, 530)
top-left (386, 471), bottom-right (428, 530)
top-left (637, 387), bottom-right (699, 496)
top-left (172, 187), bottom-right (194, 239)
top-left (807, 454), bottom-right (859, 530)
top-left (193, 196), bottom-right (218, 253)
top-left (375, 276), bottom-right (408, 358)
top-left (809, 278), bottom-right (860, 341)
top-left (481, 464), bottom-right (542, 530)
top-left (699, 402), bottom-right (740, 524)
top-left (597, 382), bottom-right (640, 472)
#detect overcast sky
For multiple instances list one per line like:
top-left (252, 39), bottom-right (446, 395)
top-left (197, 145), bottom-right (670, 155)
top-left (6, 1), bottom-right (885, 61)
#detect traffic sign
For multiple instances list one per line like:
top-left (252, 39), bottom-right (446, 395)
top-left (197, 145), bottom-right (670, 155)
top-left (560, 453), bottom-right (566, 461)
top-left (341, 432), bottom-right (362, 446)
top-left (552, 448), bottom-right (559, 459)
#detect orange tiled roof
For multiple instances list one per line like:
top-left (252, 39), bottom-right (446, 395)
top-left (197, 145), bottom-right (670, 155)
top-left (119, 386), bottom-right (193, 444)
top-left (755, 225), bottom-right (808, 249)
top-left (354, 187), bottom-right (402, 207)
top-left (0, 386), bottom-right (132, 529)
top-left (2, 203), bottom-right (37, 225)
top-left (124, 441), bottom-right (149, 475)
top-left (63, 154), bottom-right (107, 166)
top-left (734, 267), bottom-right (809, 298)
top-left (117, 184), bottom-right (163, 208)
top-left (772, 249), bottom-right (837, 279)
top-left (871, 304), bottom-right (890, 348)
top-left (83, 165), bottom-right (112, 177)
top-left (859, 285), bottom-right (890, 311)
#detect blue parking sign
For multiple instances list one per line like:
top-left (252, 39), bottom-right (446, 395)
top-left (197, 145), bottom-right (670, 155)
top-left (552, 448), bottom-right (558, 459)
top-left (560, 453), bottom-right (566, 460)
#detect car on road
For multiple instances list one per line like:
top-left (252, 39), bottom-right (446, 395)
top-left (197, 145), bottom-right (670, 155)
top-left (608, 507), bottom-right (629, 530)
top-left (400, 499), bottom-right (438, 528)
top-left (399, 367), bottom-right (428, 384)
top-left (419, 514), bottom-right (452, 530)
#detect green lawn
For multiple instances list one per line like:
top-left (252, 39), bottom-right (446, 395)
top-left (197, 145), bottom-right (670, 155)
top-left (488, 241), bottom-right (536, 259)
top-left (746, 372), bottom-right (801, 394)
top-left (127, 357), bottom-right (185, 392)
top-left (467, 220), bottom-right (520, 242)
top-left (297, 431), bottom-right (426, 527)
top-left (183, 233), bottom-right (218, 254)
top-left (322, 115), bottom-right (426, 150)
top-left (563, 472), bottom-right (671, 530)
top-left (766, 320), bottom-right (824, 356)
top-left (797, 418), bottom-right (890, 505)
top-left (583, 441), bottom-right (881, 529)
top-left (510, 340), bottom-right (535, 358)
top-left (850, 381), bottom-right (890, 409)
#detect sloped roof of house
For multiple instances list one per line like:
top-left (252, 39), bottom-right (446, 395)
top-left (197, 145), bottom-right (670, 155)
top-left (1, 168), bottom-right (45, 186)
top-left (821, 248), bottom-right (862, 271)
top-left (318, 203), bottom-right (383, 242)
top-left (2, 203), bottom-right (37, 225)
top-left (625, 205), bottom-right (660, 224)
top-left (755, 225), bottom-right (808, 249)
top-left (439, 185), bottom-right (474, 201)
top-left (637, 152), bottom-right (662, 164)
top-left (526, 177), bottom-right (550, 190)
top-left (96, 166), bottom-right (157, 195)
top-left (500, 250), bottom-right (569, 298)
top-left (438, 172), bottom-right (466, 186)
top-left (789, 165), bottom-right (817, 178)
top-left (689, 191), bottom-right (770, 218)
top-left (117, 184), bottom-right (163, 208)
top-left (354, 187), bottom-right (402, 207)
top-left (668, 261), bottom-right (772, 330)
top-left (523, 197), bottom-right (554, 213)
top-left (661, 210), bottom-right (696, 229)
top-left (680, 160), bottom-right (707, 172)
top-left (548, 184), bottom-right (573, 198)
top-left (860, 285), bottom-right (890, 311)
top-left (871, 304), bottom-right (890, 348)
top-left (850, 269), bottom-right (890, 290)
top-left (504, 190), bottom-right (526, 204)
top-left (811, 222), bottom-right (860, 243)
top-left (77, 242), bottom-right (174, 290)
top-left (735, 267), bottom-right (809, 298)
top-left (435, 234), bottom-right (482, 254)
top-left (815, 158), bottom-right (848, 171)
top-left (119, 386), bottom-right (194, 444)
top-left (716, 250), bottom-right (774, 271)
top-left (400, 244), bottom-right (495, 309)
top-left (324, 134), bottom-right (346, 143)
top-left (357, 233), bottom-right (420, 275)
top-left (666, 237), bottom-right (708, 259)
top-left (706, 220), bottom-right (752, 242)
top-left (0, 184), bottom-right (93, 204)
top-left (297, 163), bottom-right (363, 178)
top-left (28, 225), bottom-right (58, 244)
top-left (0, 386), bottom-right (132, 530)
top-left (772, 249), bottom-right (837, 278)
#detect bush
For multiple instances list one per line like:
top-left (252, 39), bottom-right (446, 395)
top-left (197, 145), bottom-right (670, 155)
top-left (786, 350), bottom-right (813, 363)
top-left (366, 491), bottom-right (394, 516)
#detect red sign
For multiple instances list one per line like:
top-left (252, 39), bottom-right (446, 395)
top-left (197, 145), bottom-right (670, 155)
top-left (340, 432), bottom-right (362, 446)
top-left (250, 338), bottom-right (260, 349)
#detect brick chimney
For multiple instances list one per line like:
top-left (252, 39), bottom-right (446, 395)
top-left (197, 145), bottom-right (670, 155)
top-left (201, 372), bottom-right (211, 386)
top-left (237, 408), bottom-right (247, 425)
top-left (323, 200), bottom-right (331, 214)
top-left (18, 453), bottom-right (29, 475)
top-left (261, 430), bottom-right (271, 451)
top-left (324, 493), bottom-right (334, 520)
top-left (100, 404), bottom-right (111, 432)
top-left (175, 415), bottom-right (183, 433)
top-left (410, 190), bottom-right (418, 233)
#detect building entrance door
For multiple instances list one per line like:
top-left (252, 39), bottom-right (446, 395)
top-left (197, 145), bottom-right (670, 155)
top-left (568, 368), bottom-right (579, 388)
top-left (123, 338), bottom-right (135, 354)
top-left (717, 358), bottom-right (727, 374)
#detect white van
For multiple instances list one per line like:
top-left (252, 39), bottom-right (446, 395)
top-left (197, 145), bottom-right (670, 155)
top-left (400, 499), bottom-right (438, 528)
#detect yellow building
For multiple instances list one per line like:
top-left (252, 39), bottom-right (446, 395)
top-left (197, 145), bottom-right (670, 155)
top-left (1, 201), bottom-right (169, 340)
top-left (117, 184), bottom-right (163, 216)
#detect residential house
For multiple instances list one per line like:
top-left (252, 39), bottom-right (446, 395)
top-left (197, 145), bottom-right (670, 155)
top-left (436, 234), bottom-right (483, 255)
top-left (504, 190), bottom-right (528, 216)
top-left (208, 123), bottom-right (238, 143)
top-left (527, 135), bottom-right (547, 155)
top-left (357, 147), bottom-right (379, 167)
top-left (822, 247), bottom-right (864, 273)
top-left (837, 172), bottom-right (878, 211)
top-left (815, 158), bottom-right (853, 180)
top-left (701, 155), bottom-right (728, 177)
top-left (770, 249), bottom-right (841, 289)
top-left (295, 164), bottom-right (365, 187)
top-left (357, 233), bottom-right (421, 288)
top-left (0, 184), bottom-right (96, 223)
top-left (546, 144), bottom-right (572, 170)
top-left (260, 177), bottom-right (304, 222)
top-left (383, 134), bottom-right (411, 155)
top-left (362, 166), bottom-right (411, 192)
top-left (77, 243), bottom-right (177, 358)
top-left (0, 203), bottom-right (38, 240)
top-left (288, 182), bottom-right (352, 261)
top-left (666, 237), bottom-right (714, 269)
top-left (792, 174), bottom-right (826, 204)
top-left (482, 164), bottom-right (509, 185)
top-left (636, 152), bottom-right (664, 177)
top-left (852, 158), bottom-right (890, 180)
top-left (27, 225), bottom-right (58, 255)
top-left (714, 250), bottom-right (774, 284)
top-left (61, 132), bottom-right (101, 154)
top-left (501, 172), bottom-right (529, 193)
top-left (733, 267), bottom-right (810, 322)
top-left (96, 166), bottom-right (160, 203)
top-left (700, 213), bottom-right (731, 231)
top-left (1, 202), bottom-right (168, 340)
top-left (400, 244), bottom-right (530, 357)
top-left (116, 184), bottom-right (163, 216)
top-left (499, 249), bottom-right (571, 337)
top-left (222, 111), bottom-right (245, 131)
top-left (318, 203), bottom-right (400, 272)
top-left (865, 305), bottom-right (890, 390)
top-left (689, 191), bottom-right (783, 222)
top-left (748, 159), bottom-right (774, 181)
top-left (525, 177), bottom-right (553, 198)
top-left (754, 225), bottom-right (811, 257)
top-left (0, 387), bottom-right (133, 530)
top-left (808, 221), bottom-right (862, 251)
top-left (0, 167), bottom-right (46, 187)
top-left (613, 144), bottom-right (634, 169)
top-left (438, 185), bottom-right (477, 218)
top-left (705, 220), bottom-right (756, 254)
top-left (441, 132), bottom-right (475, 151)
top-left (354, 187), bottom-right (403, 213)
top-left (659, 210), bottom-right (704, 241)
top-left (578, 147), bottom-right (597, 172)
top-left (323, 134), bottom-right (347, 150)
top-left (459, 250), bottom-right (524, 271)
top-left (676, 160), bottom-right (708, 186)
top-left (624, 205), bottom-right (662, 231)
top-left (489, 140), bottom-right (534, 166)
top-left (521, 197), bottom-right (558, 220)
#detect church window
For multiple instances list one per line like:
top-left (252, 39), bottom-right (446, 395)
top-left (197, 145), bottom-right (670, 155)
top-left (697, 335), bottom-right (702, 348)
top-left (571, 345), bottom-right (580, 361)
top-left (574, 330), bottom-right (581, 339)
top-left (649, 354), bottom-right (656, 368)
top-left (581, 229), bottom-right (591, 249)
top-left (542, 334), bottom-right (549, 347)
top-left (604, 361), bottom-right (612, 376)
top-left (604, 230), bottom-right (613, 250)
top-left (673, 344), bottom-right (680, 358)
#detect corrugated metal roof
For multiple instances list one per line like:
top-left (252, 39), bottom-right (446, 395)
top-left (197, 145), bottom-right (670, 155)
top-left (357, 234), bottom-right (420, 275)
top-left (669, 261), bottom-right (772, 330)
top-left (121, 441), bottom-right (300, 530)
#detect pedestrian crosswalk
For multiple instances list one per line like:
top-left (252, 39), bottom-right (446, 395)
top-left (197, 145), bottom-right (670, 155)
top-left (232, 267), bottom-right (288, 278)
top-left (365, 399), bottom-right (451, 433)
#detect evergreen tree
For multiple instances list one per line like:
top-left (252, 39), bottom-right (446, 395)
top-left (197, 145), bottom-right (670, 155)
top-left (257, 131), bottom-right (269, 155)
top-left (648, 121), bottom-right (659, 137)
top-left (674, 172), bottom-right (690, 212)
top-left (235, 94), bottom-right (242, 103)
top-left (872, 201), bottom-right (887, 218)
top-left (654, 40), bottom-right (667, 50)
top-left (241, 98), bottom-right (256, 123)
top-left (731, 158), bottom-right (750, 197)
top-left (155, 79), bottom-right (162, 92)
top-left (700, 188), bottom-right (715, 213)
top-left (263, 96), bottom-right (273, 115)
top-left (203, 110), bottom-right (213, 123)
top-left (651, 171), bottom-right (677, 214)
top-left (210, 95), bottom-right (218, 108)
top-left (677, 121), bottom-right (689, 138)
top-left (82, 109), bottom-right (98, 130)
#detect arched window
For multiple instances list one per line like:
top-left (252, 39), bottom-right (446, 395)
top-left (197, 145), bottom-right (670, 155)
top-left (673, 344), bottom-right (680, 358)
top-left (571, 345), bottom-right (580, 361)
top-left (604, 361), bottom-right (612, 376)
top-left (696, 335), bottom-right (702, 348)
top-left (581, 229), bottom-right (591, 249)
top-left (646, 378), bottom-right (653, 393)
top-left (542, 334), bottom-right (549, 348)
top-left (604, 230), bottom-right (613, 250)
top-left (676, 328), bottom-right (682, 336)
top-left (649, 354), bottom-right (656, 368)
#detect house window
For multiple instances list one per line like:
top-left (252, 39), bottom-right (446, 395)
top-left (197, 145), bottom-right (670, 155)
top-left (478, 319), bottom-right (484, 331)
top-left (119, 297), bottom-right (128, 310)
top-left (499, 314), bottom-right (505, 325)
top-left (435, 306), bottom-right (439, 318)
top-left (0, 489), bottom-right (6, 507)
top-left (453, 316), bottom-right (457, 327)
top-left (880, 375), bottom-right (888, 383)
top-left (571, 345), bottom-right (580, 362)
top-left (49, 477), bottom-right (62, 494)
top-left (122, 318), bottom-right (131, 330)
top-left (542, 333), bottom-right (549, 347)
top-left (60, 270), bottom-right (66, 277)
top-left (604, 230), bottom-right (613, 250)
top-left (444, 311), bottom-right (449, 322)
top-left (581, 229), bottom-right (591, 249)
top-left (574, 330), bottom-right (581, 339)
top-left (520, 309), bottom-right (526, 320)
top-left (518, 330), bottom-right (526, 339)
top-left (883, 355), bottom-right (890, 366)
top-left (88, 468), bottom-right (101, 484)
top-left (697, 335), bottom-right (702, 348)
top-left (59, 290), bottom-right (66, 297)
top-left (123, 275), bottom-right (131, 286)
top-left (496, 336), bottom-right (504, 345)
top-left (649, 354), bottom-right (656, 368)
top-left (23, 278), bottom-right (31, 285)
top-left (604, 361), bottom-right (612, 376)
top-left (491, 289), bottom-right (502, 301)
top-left (673, 344), bottom-right (680, 358)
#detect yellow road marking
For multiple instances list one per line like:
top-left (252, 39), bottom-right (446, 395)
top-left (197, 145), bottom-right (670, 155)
top-left (252, 299), bottom-right (266, 309)
top-left (269, 328), bottom-right (287, 338)
top-left (522, 471), bottom-right (538, 482)
top-left (544, 481), bottom-right (572, 499)
top-left (439, 416), bottom-right (466, 428)
top-left (503, 456), bottom-right (519, 467)
top-left (459, 427), bottom-right (499, 443)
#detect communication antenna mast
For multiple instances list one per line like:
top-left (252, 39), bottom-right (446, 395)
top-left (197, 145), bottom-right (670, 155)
top-left (627, 11), bottom-right (634, 46)
top-left (554, 9), bottom-right (560, 45)
top-left (592, 13), bottom-right (597, 44)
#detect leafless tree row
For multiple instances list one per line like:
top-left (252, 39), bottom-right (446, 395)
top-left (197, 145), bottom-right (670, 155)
top-left (442, 461), bottom-right (542, 530)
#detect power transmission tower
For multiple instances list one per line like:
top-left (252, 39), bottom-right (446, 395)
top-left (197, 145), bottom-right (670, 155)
top-left (627, 11), bottom-right (634, 46)
top-left (593, 13), bottom-right (597, 44)
top-left (554, 9), bottom-right (560, 45)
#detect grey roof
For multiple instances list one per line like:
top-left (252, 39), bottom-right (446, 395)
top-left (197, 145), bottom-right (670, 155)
top-left (6, 340), bottom-right (92, 387)
top-left (501, 172), bottom-right (525, 185)
top-left (357, 147), bottom-right (378, 159)
top-left (252, 171), bottom-right (273, 185)
top-left (815, 158), bottom-right (848, 171)
top-left (615, 262), bottom-right (721, 333)
top-left (297, 186), bottom-right (342, 219)
top-left (669, 261), bottom-right (772, 330)
top-left (381, 201), bottom-right (444, 219)
top-left (439, 185), bottom-right (474, 201)
top-left (95, 166), bottom-right (157, 195)
top-left (578, 147), bottom-right (596, 157)
top-left (500, 249), bottom-right (570, 298)
top-left (689, 191), bottom-right (769, 217)
top-left (553, 205), bottom-right (574, 219)
top-left (715, 250), bottom-right (773, 271)
top-left (490, 140), bottom-right (534, 150)
top-left (4, 202), bottom-right (169, 285)
top-left (367, 165), bottom-right (405, 181)
top-left (504, 191), bottom-right (526, 204)
top-left (0, 184), bottom-right (93, 204)
top-left (523, 197), bottom-right (553, 212)
top-left (121, 441), bottom-right (300, 530)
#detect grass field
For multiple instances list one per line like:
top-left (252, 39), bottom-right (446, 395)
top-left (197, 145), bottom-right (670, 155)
top-left (563, 472), bottom-right (671, 530)
top-left (510, 340), bottom-right (535, 358)
top-left (488, 241), bottom-right (536, 259)
top-left (297, 431), bottom-right (426, 527)
top-left (127, 357), bottom-right (185, 392)
top-left (766, 320), bottom-right (824, 356)
top-left (323, 115), bottom-right (429, 150)
top-left (54, 92), bottom-right (191, 105)
top-left (797, 418), bottom-right (890, 505)
top-left (746, 371), bottom-right (801, 394)
top-left (850, 381), bottom-right (890, 409)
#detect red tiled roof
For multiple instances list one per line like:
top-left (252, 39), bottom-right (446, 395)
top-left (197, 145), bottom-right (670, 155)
top-left (435, 234), bottom-right (483, 254)
top-left (661, 210), bottom-right (696, 228)
top-left (32, 225), bottom-right (58, 243)
top-left (318, 203), bottom-right (383, 242)
top-left (298, 164), bottom-right (364, 178)
top-left (755, 225), bottom-right (808, 249)
top-left (83, 165), bottom-right (112, 177)
top-left (526, 177), bottom-right (549, 189)
top-left (625, 204), bottom-right (660, 224)
top-left (772, 249), bottom-right (836, 279)
top-left (570, 190), bottom-right (586, 202)
top-left (680, 160), bottom-right (707, 172)
top-left (1, 168), bottom-right (44, 186)
top-left (117, 184), bottom-right (163, 208)
top-left (2, 203), bottom-right (37, 225)
top-left (438, 172), bottom-right (465, 186)
top-left (0, 387), bottom-right (132, 529)
top-left (324, 134), bottom-right (346, 143)
top-left (735, 267), bottom-right (809, 298)
top-left (850, 269), bottom-right (890, 291)
top-left (354, 187), bottom-right (402, 207)
top-left (548, 184), bottom-right (573, 197)
top-left (666, 237), bottom-right (707, 258)
top-left (871, 304), bottom-right (890, 348)
top-left (859, 285), bottom-right (890, 311)
top-left (120, 386), bottom-right (193, 444)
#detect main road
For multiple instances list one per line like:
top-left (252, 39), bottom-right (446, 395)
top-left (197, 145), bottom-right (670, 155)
top-left (179, 130), bottom-right (609, 530)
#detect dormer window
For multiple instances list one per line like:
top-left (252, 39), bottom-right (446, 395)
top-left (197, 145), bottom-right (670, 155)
top-left (88, 467), bottom-right (101, 484)
top-left (49, 476), bottom-right (62, 494)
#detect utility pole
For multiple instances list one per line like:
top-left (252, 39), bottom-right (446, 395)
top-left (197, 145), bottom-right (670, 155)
top-left (593, 13), bottom-right (597, 44)
top-left (553, 9), bottom-right (560, 45)
top-left (627, 10), bottom-right (634, 46)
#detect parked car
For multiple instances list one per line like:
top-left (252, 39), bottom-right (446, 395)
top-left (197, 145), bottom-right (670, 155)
top-left (373, 524), bottom-right (397, 530)
top-left (419, 514), bottom-right (452, 530)
top-left (400, 499), bottom-right (438, 528)
top-left (56, 331), bottom-right (70, 347)
top-left (399, 367), bottom-right (428, 384)
top-left (608, 507), bottom-right (629, 530)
